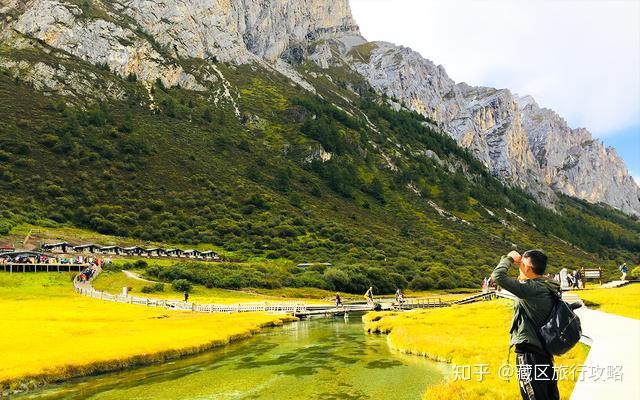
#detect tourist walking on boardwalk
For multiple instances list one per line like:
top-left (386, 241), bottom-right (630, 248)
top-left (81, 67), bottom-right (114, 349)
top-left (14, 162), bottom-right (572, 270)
top-left (571, 271), bottom-right (578, 289)
top-left (335, 293), bottom-right (343, 308)
top-left (567, 272), bottom-right (574, 288)
top-left (492, 250), bottom-right (561, 400)
top-left (619, 263), bottom-right (628, 281)
top-left (364, 287), bottom-right (374, 306)
top-left (573, 270), bottom-right (582, 289)
top-left (482, 277), bottom-right (490, 293)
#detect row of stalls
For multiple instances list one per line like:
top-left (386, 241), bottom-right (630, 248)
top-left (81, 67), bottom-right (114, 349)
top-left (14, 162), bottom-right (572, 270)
top-left (0, 249), bottom-right (92, 272)
top-left (41, 242), bottom-right (221, 260)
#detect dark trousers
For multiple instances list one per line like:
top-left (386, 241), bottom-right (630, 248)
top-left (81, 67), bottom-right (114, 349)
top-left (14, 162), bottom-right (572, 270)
top-left (516, 351), bottom-right (560, 400)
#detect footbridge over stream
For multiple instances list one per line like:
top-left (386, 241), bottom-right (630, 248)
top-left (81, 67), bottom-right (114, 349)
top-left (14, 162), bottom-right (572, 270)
top-left (73, 268), bottom-right (499, 317)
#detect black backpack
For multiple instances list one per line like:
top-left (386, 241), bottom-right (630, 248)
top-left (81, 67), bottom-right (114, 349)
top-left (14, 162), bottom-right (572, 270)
top-left (523, 290), bottom-right (583, 356)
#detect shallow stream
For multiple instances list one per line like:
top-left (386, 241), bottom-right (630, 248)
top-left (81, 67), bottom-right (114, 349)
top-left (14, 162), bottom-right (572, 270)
top-left (22, 314), bottom-right (446, 400)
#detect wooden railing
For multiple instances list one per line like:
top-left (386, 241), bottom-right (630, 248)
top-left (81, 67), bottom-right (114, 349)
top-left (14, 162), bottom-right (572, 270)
top-left (393, 297), bottom-right (449, 309)
top-left (73, 269), bottom-right (307, 315)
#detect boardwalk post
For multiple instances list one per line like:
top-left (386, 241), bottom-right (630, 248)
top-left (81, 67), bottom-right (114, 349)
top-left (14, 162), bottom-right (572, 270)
top-left (599, 267), bottom-right (602, 285)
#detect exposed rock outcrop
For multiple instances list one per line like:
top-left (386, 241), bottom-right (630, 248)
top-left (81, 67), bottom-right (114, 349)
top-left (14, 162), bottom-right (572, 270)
top-left (1, 0), bottom-right (362, 88)
top-left (1, 0), bottom-right (637, 215)
top-left (348, 41), bottom-right (639, 215)
top-left (519, 97), bottom-right (640, 214)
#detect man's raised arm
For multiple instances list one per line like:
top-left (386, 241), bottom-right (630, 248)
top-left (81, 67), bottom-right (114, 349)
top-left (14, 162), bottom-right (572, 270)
top-left (491, 252), bottom-right (537, 299)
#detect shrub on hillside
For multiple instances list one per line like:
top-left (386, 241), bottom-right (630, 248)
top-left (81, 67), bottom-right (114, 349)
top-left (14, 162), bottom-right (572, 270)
top-left (141, 283), bottom-right (165, 293)
top-left (409, 276), bottom-right (436, 291)
top-left (172, 279), bottom-right (192, 293)
top-left (0, 219), bottom-right (12, 235)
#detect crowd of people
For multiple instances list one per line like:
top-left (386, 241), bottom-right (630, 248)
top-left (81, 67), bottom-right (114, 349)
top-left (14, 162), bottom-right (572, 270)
top-left (564, 270), bottom-right (583, 289)
top-left (0, 253), bottom-right (112, 267)
top-left (77, 265), bottom-right (100, 283)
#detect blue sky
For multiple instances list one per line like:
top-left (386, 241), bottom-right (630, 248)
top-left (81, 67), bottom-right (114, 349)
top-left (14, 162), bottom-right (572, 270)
top-left (601, 126), bottom-right (640, 184)
top-left (350, 0), bottom-right (640, 183)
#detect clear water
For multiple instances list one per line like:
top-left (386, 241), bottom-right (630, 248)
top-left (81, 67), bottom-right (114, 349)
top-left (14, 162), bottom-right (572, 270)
top-left (21, 315), bottom-right (447, 400)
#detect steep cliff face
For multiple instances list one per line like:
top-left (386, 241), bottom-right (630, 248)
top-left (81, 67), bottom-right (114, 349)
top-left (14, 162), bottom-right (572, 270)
top-left (350, 42), bottom-right (551, 202)
top-left (0, 0), bottom-right (361, 88)
top-left (519, 97), bottom-right (640, 215)
top-left (347, 41), bottom-right (639, 215)
top-left (124, 0), bottom-right (361, 63)
top-left (0, 0), bottom-right (637, 215)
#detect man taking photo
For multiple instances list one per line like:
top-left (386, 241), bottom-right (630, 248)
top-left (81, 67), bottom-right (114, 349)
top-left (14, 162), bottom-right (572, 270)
top-left (492, 249), bottom-right (561, 400)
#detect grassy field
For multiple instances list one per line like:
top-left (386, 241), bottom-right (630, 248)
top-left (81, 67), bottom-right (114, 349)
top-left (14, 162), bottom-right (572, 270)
top-left (92, 270), bottom-right (474, 304)
top-left (572, 283), bottom-right (640, 319)
top-left (0, 272), bottom-right (295, 389)
top-left (92, 270), bottom-right (268, 303)
top-left (363, 300), bottom-right (589, 400)
top-left (91, 270), bottom-right (337, 305)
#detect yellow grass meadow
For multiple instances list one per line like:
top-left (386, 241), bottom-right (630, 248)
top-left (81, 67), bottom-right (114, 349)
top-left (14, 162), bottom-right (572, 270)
top-left (363, 300), bottom-right (589, 400)
top-left (572, 284), bottom-right (640, 319)
top-left (0, 273), bottom-right (295, 389)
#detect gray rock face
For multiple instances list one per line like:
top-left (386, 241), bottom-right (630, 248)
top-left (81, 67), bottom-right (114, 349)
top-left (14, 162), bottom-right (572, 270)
top-left (348, 41), bottom-right (639, 215)
top-left (1, 0), bottom-right (361, 87)
top-left (5, 0), bottom-right (204, 89)
top-left (124, 0), bottom-right (361, 63)
top-left (519, 98), bottom-right (640, 215)
top-left (350, 43), bottom-right (551, 203)
top-left (1, 0), bottom-right (637, 215)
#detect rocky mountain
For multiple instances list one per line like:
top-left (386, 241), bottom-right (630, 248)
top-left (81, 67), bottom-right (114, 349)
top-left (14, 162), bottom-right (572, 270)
top-left (346, 41), bottom-right (640, 215)
top-left (1, 0), bottom-right (638, 216)
top-left (519, 96), bottom-right (639, 214)
top-left (0, 0), bottom-right (362, 90)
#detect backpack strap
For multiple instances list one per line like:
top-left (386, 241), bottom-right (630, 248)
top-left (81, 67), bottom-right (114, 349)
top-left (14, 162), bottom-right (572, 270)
top-left (517, 280), bottom-right (560, 356)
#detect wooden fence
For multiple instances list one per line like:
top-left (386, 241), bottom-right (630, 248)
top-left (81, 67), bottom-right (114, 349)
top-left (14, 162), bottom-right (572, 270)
top-left (73, 269), bottom-right (307, 315)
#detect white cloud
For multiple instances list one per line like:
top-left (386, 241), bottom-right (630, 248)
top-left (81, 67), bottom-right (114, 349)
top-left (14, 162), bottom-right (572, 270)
top-left (349, 0), bottom-right (640, 137)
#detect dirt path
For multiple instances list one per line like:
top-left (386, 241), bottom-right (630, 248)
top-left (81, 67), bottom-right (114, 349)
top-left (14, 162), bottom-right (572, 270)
top-left (122, 270), bottom-right (156, 283)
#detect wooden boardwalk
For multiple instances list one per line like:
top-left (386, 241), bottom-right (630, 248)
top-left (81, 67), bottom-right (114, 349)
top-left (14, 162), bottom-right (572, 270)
top-left (294, 297), bottom-right (450, 318)
top-left (451, 291), bottom-right (496, 304)
top-left (68, 269), bottom-right (506, 317)
top-left (73, 268), bottom-right (308, 314)
top-left (72, 269), bottom-right (458, 317)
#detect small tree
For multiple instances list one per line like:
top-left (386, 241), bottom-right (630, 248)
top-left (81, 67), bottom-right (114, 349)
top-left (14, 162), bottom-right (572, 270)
top-left (368, 177), bottom-right (385, 203)
top-left (172, 279), bottom-right (192, 293)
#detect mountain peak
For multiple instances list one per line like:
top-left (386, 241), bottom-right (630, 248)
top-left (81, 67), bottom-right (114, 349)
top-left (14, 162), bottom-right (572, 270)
top-left (1, 0), bottom-right (638, 215)
top-left (345, 32), bottom-right (639, 216)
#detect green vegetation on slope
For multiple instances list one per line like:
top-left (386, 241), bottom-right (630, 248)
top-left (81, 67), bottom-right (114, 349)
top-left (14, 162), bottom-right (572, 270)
top-left (0, 47), bottom-right (638, 293)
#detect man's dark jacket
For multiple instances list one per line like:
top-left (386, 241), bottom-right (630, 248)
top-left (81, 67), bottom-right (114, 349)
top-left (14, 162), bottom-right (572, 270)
top-left (492, 256), bottom-right (561, 352)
